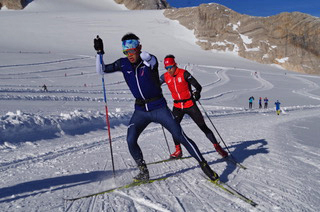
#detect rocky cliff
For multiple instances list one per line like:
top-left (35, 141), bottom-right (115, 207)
top-left (164, 4), bottom-right (320, 75)
top-left (114, 0), bottom-right (169, 10)
top-left (0, 0), bottom-right (26, 9)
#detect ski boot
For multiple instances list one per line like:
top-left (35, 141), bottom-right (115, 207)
top-left (133, 160), bottom-right (149, 182)
top-left (170, 144), bottom-right (182, 159)
top-left (214, 143), bottom-right (228, 158)
top-left (200, 161), bottom-right (219, 181)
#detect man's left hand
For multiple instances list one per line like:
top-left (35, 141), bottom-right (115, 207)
top-left (140, 51), bottom-right (156, 68)
top-left (193, 91), bottom-right (201, 101)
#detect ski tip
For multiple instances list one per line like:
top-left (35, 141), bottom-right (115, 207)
top-left (247, 200), bottom-right (258, 207)
top-left (64, 197), bottom-right (80, 201)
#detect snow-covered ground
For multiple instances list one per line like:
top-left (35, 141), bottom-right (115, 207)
top-left (0, 0), bottom-right (320, 211)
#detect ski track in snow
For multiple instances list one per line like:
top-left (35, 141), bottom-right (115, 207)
top-left (290, 74), bottom-right (320, 100)
top-left (0, 56), bottom-right (92, 69)
top-left (198, 65), bottom-right (274, 101)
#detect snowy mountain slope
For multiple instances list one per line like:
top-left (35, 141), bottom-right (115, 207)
top-left (0, 0), bottom-right (320, 211)
top-left (24, 0), bottom-right (127, 11)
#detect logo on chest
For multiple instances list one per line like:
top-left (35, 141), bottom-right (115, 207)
top-left (177, 77), bottom-right (182, 83)
top-left (138, 66), bottom-right (147, 77)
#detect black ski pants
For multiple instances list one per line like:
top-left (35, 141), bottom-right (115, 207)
top-left (172, 103), bottom-right (218, 146)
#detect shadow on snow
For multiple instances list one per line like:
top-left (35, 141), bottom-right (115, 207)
top-left (0, 168), bottom-right (134, 203)
top-left (215, 139), bottom-right (269, 182)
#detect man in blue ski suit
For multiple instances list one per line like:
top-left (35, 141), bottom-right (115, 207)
top-left (275, 100), bottom-right (281, 115)
top-left (95, 33), bottom-right (219, 182)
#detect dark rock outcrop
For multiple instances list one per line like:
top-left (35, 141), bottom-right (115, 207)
top-left (114, 0), bottom-right (169, 10)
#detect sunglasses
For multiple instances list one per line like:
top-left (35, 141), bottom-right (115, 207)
top-left (123, 48), bottom-right (137, 56)
top-left (165, 65), bottom-right (174, 70)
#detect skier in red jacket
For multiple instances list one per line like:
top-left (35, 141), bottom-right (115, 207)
top-left (160, 55), bottom-right (228, 159)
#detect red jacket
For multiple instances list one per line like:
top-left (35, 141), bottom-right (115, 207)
top-left (162, 68), bottom-right (201, 109)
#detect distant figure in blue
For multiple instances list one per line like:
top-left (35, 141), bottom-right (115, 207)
top-left (248, 96), bottom-right (254, 109)
top-left (259, 97), bottom-right (262, 109)
top-left (264, 97), bottom-right (269, 109)
top-left (275, 100), bottom-right (281, 115)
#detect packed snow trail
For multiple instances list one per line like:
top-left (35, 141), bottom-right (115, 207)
top-left (1, 108), bottom-right (319, 211)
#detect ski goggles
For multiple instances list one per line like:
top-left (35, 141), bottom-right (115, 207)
top-left (122, 39), bottom-right (139, 51)
top-left (123, 48), bottom-right (138, 56)
top-left (165, 65), bottom-right (174, 70)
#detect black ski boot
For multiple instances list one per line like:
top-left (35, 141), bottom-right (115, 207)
top-left (133, 160), bottom-right (149, 182)
top-left (200, 161), bottom-right (219, 181)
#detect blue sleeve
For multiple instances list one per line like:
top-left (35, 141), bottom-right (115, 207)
top-left (104, 58), bottom-right (122, 73)
top-left (159, 74), bottom-right (165, 85)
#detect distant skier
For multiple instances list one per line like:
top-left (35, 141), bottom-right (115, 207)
top-left (249, 96), bottom-right (254, 109)
top-left (259, 97), bottom-right (262, 109)
top-left (42, 84), bottom-right (48, 92)
top-left (275, 100), bottom-right (281, 115)
top-left (95, 33), bottom-right (219, 182)
top-left (94, 35), bottom-right (104, 55)
top-left (264, 97), bottom-right (269, 109)
top-left (159, 54), bottom-right (228, 159)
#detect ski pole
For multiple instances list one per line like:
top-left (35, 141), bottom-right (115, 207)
top-left (197, 100), bottom-right (232, 155)
top-left (198, 100), bottom-right (247, 169)
top-left (99, 54), bottom-right (115, 177)
top-left (161, 126), bottom-right (171, 154)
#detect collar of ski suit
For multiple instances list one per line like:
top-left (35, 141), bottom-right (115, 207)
top-left (172, 67), bottom-right (182, 77)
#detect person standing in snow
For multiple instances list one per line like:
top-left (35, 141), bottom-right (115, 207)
top-left (249, 96), bottom-right (254, 109)
top-left (42, 84), bottom-right (48, 92)
top-left (259, 97), bottom-right (262, 109)
top-left (95, 33), bottom-right (219, 182)
top-left (159, 55), bottom-right (228, 159)
top-left (275, 100), bottom-right (281, 115)
top-left (264, 97), bottom-right (269, 109)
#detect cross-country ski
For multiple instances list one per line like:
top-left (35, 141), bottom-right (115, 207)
top-left (65, 176), bottom-right (170, 201)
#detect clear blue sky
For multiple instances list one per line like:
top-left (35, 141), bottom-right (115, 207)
top-left (166, 0), bottom-right (320, 17)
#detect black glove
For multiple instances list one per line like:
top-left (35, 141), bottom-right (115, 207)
top-left (193, 91), bottom-right (201, 101)
top-left (94, 36), bottom-right (105, 54)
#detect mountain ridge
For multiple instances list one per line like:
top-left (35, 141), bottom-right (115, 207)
top-left (164, 3), bottom-right (320, 75)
